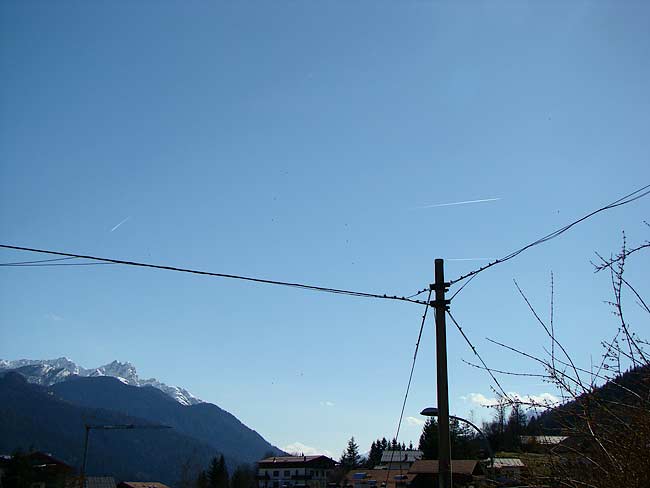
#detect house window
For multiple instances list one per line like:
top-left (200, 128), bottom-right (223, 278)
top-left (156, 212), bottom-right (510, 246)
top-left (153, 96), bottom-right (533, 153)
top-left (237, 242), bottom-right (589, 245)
top-left (273, 482), bottom-right (279, 488)
top-left (284, 471), bottom-right (290, 477)
top-left (274, 471), bottom-right (279, 477)
top-left (295, 470), bottom-right (298, 475)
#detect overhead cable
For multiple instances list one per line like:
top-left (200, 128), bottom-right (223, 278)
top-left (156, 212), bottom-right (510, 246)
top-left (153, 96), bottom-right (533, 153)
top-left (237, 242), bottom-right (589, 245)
top-left (449, 183), bottom-right (650, 287)
top-left (386, 288), bottom-right (433, 482)
top-left (447, 310), bottom-right (512, 402)
top-left (0, 256), bottom-right (78, 266)
top-left (0, 244), bottom-right (427, 305)
top-left (2, 262), bottom-right (116, 267)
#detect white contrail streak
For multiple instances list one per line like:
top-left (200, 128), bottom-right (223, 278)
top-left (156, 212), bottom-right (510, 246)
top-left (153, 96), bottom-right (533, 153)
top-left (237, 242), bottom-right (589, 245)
top-left (446, 258), bottom-right (491, 261)
top-left (416, 197), bottom-right (501, 209)
top-left (110, 216), bottom-right (130, 232)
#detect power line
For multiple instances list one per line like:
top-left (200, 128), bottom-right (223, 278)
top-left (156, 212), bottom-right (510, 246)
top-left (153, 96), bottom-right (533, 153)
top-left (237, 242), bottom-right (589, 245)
top-left (386, 288), bottom-right (433, 481)
top-left (446, 310), bottom-right (512, 402)
top-left (407, 287), bottom-right (429, 299)
top-left (449, 183), bottom-right (650, 288)
top-left (448, 272), bottom-right (477, 301)
top-left (0, 257), bottom-right (78, 266)
top-left (2, 262), bottom-right (116, 267)
top-left (0, 244), bottom-right (427, 305)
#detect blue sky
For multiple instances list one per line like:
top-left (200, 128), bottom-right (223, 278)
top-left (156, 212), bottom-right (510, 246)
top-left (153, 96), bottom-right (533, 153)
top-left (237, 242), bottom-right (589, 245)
top-left (1, 0), bottom-right (649, 458)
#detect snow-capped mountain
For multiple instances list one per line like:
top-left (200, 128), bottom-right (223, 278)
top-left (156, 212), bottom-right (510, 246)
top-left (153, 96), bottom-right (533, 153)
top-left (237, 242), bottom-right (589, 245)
top-left (0, 357), bottom-right (202, 406)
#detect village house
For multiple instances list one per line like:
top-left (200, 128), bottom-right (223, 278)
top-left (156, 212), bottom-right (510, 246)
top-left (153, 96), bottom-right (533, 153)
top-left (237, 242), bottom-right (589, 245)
top-left (520, 435), bottom-right (568, 452)
top-left (376, 451), bottom-right (422, 471)
top-left (117, 482), bottom-right (170, 488)
top-left (257, 456), bottom-right (336, 488)
top-left (407, 460), bottom-right (486, 488)
top-left (73, 477), bottom-right (117, 488)
top-left (345, 459), bottom-right (487, 488)
top-left (0, 452), bottom-right (75, 488)
top-left (344, 469), bottom-right (413, 488)
top-left (491, 458), bottom-right (525, 483)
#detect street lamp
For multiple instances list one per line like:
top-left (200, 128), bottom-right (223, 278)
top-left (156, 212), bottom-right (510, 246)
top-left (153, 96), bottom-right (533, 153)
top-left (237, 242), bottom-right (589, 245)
top-left (420, 408), bottom-right (494, 477)
top-left (79, 424), bottom-right (172, 488)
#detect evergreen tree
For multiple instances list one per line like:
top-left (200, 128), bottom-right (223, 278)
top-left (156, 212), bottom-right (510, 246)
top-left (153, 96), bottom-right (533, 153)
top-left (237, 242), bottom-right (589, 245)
top-left (231, 464), bottom-right (255, 488)
top-left (380, 437), bottom-right (388, 452)
top-left (483, 403), bottom-right (507, 452)
top-left (208, 455), bottom-right (229, 488)
top-left (418, 417), bottom-right (479, 459)
top-left (340, 437), bottom-right (362, 470)
top-left (504, 403), bottom-right (527, 450)
top-left (196, 471), bottom-right (209, 488)
top-left (526, 415), bottom-right (542, 435)
top-left (208, 457), bottom-right (220, 488)
top-left (418, 418), bottom-right (439, 460)
top-left (365, 440), bottom-right (382, 468)
top-left (449, 418), bottom-right (477, 459)
top-left (220, 456), bottom-right (230, 488)
top-left (408, 441), bottom-right (414, 450)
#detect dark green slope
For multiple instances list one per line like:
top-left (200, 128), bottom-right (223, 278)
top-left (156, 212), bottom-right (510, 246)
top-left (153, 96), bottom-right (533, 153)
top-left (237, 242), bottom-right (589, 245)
top-left (50, 376), bottom-right (282, 464)
top-left (537, 363), bottom-right (650, 432)
top-left (0, 373), bottom-right (220, 485)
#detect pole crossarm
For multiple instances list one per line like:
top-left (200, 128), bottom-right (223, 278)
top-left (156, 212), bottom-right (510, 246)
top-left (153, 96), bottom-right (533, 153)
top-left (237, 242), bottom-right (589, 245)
top-left (429, 281), bottom-right (451, 310)
top-left (429, 298), bottom-right (451, 310)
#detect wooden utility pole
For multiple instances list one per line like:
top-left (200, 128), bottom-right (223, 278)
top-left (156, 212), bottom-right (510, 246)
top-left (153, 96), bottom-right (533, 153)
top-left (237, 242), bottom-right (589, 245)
top-left (431, 259), bottom-right (452, 488)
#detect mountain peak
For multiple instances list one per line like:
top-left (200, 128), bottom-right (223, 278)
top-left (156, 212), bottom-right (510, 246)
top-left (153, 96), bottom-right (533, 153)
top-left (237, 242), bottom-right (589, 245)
top-left (0, 357), bottom-right (203, 406)
top-left (94, 360), bottom-right (138, 382)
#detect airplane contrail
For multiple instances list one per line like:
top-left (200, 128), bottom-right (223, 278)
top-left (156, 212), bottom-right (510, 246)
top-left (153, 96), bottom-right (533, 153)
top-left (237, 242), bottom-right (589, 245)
top-left (446, 258), bottom-right (491, 261)
top-left (415, 197), bottom-right (501, 209)
top-left (110, 216), bottom-right (130, 232)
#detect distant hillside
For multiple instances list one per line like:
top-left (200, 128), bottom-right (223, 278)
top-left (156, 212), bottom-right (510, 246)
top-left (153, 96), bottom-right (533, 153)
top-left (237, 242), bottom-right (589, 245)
top-left (0, 372), bottom-right (220, 485)
top-left (51, 376), bottom-right (283, 465)
top-left (537, 363), bottom-right (650, 432)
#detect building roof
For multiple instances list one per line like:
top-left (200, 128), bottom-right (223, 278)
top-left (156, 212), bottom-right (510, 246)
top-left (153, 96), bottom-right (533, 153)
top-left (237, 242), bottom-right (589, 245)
top-left (520, 435), bottom-right (568, 445)
top-left (258, 455), bottom-right (336, 468)
top-left (259, 456), bottom-right (323, 464)
top-left (28, 452), bottom-right (75, 471)
top-left (408, 460), bottom-right (482, 476)
top-left (379, 451), bottom-right (422, 464)
top-left (492, 458), bottom-right (525, 469)
top-left (344, 469), bottom-right (414, 488)
top-left (118, 482), bottom-right (170, 488)
top-left (85, 477), bottom-right (117, 488)
top-left (66, 477), bottom-right (117, 488)
top-left (1, 452), bottom-right (75, 474)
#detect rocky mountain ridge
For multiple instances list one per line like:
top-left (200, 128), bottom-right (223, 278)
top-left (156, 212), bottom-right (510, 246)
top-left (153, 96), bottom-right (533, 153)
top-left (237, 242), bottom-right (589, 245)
top-left (0, 357), bottom-right (202, 406)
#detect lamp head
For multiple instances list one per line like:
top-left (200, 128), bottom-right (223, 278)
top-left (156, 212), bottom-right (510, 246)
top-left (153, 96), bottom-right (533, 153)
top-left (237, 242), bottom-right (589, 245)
top-left (420, 407), bottom-right (439, 417)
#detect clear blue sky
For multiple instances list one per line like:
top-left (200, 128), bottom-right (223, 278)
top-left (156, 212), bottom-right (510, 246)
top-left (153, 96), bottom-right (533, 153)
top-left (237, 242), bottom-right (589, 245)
top-left (1, 0), bottom-right (649, 458)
